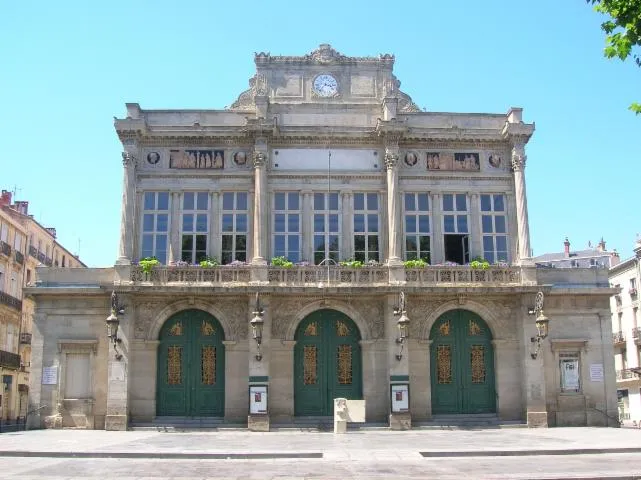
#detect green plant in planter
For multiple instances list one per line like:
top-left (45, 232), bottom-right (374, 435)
top-left (470, 256), bottom-right (490, 270)
top-left (199, 257), bottom-right (219, 268)
top-left (270, 256), bottom-right (294, 268)
top-left (403, 259), bottom-right (428, 268)
top-left (139, 257), bottom-right (160, 274)
top-left (339, 259), bottom-right (364, 268)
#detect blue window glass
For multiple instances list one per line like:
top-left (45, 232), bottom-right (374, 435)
top-left (493, 195), bottom-right (504, 212)
top-left (455, 194), bottom-right (466, 212)
top-left (274, 214), bottom-right (286, 233)
top-left (183, 214), bottom-right (194, 232)
top-left (288, 214), bottom-right (299, 232)
top-left (196, 192), bottom-right (208, 210)
top-left (444, 215), bottom-right (455, 233)
top-left (456, 216), bottom-right (467, 233)
top-left (495, 216), bottom-right (506, 233)
top-left (482, 215), bottom-right (493, 233)
top-left (368, 214), bottom-right (378, 232)
top-left (237, 193), bottom-right (248, 210)
top-left (443, 194), bottom-right (454, 212)
top-left (328, 214), bottom-right (338, 232)
top-left (367, 193), bottom-right (378, 210)
top-left (314, 193), bottom-right (324, 210)
top-left (405, 194), bottom-right (415, 211)
top-left (183, 192), bottom-right (194, 210)
top-left (157, 214), bottom-right (168, 232)
top-left (274, 193), bottom-right (286, 210)
top-left (223, 193), bottom-right (234, 210)
top-left (329, 193), bottom-right (338, 210)
top-left (288, 192), bottom-right (299, 210)
top-left (354, 214), bottom-right (365, 232)
top-left (222, 214), bottom-right (233, 232)
top-left (481, 195), bottom-right (492, 212)
top-left (354, 193), bottom-right (364, 210)
top-left (144, 192), bottom-right (155, 210)
top-left (157, 192), bottom-right (169, 210)
top-left (143, 214), bottom-right (154, 232)
top-left (418, 193), bottom-right (429, 211)
top-left (196, 214), bottom-right (208, 232)
top-left (418, 215), bottom-right (430, 233)
top-left (314, 214), bottom-right (324, 232)
top-left (236, 214), bottom-right (247, 232)
top-left (405, 216), bottom-right (416, 234)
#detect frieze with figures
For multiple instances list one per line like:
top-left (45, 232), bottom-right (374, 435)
top-left (170, 149), bottom-right (224, 169)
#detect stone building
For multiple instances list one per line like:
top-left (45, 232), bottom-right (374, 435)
top-left (533, 237), bottom-right (620, 269)
top-left (27, 45), bottom-right (617, 431)
top-left (609, 238), bottom-right (641, 425)
top-left (0, 190), bottom-right (84, 423)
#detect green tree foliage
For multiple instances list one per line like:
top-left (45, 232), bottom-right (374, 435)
top-left (588, 0), bottom-right (641, 114)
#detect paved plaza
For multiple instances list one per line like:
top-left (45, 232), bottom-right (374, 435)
top-left (0, 428), bottom-right (641, 479)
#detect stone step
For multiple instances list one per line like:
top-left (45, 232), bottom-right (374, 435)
top-left (415, 414), bottom-right (527, 429)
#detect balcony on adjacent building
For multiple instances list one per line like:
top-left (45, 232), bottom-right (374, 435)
top-left (14, 250), bottom-right (24, 265)
top-left (613, 330), bottom-right (626, 347)
top-left (28, 246), bottom-right (37, 258)
top-left (0, 350), bottom-right (21, 370)
top-left (128, 265), bottom-right (523, 288)
top-left (616, 368), bottom-right (640, 381)
top-left (0, 241), bottom-right (11, 257)
top-left (0, 290), bottom-right (22, 311)
top-left (633, 327), bottom-right (641, 344)
top-left (37, 252), bottom-right (45, 264)
top-left (44, 257), bottom-right (53, 267)
top-left (19, 333), bottom-right (31, 345)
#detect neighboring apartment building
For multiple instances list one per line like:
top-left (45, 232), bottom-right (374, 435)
top-left (0, 190), bottom-right (85, 423)
top-left (609, 238), bottom-right (641, 425)
top-left (532, 237), bottom-right (620, 269)
top-left (27, 45), bottom-right (617, 431)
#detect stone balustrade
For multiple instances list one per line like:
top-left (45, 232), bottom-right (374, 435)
top-left (128, 265), bottom-right (522, 287)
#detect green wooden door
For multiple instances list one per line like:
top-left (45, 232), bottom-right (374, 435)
top-left (430, 309), bottom-right (495, 414)
top-left (157, 309), bottom-right (225, 416)
top-left (294, 309), bottom-right (362, 416)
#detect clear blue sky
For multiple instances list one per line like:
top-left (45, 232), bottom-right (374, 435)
top-left (1, 1), bottom-right (638, 267)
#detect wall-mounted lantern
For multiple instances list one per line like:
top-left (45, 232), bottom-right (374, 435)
top-left (106, 291), bottom-right (124, 360)
top-left (393, 292), bottom-right (410, 361)
top-left (250, 292), bottom-right (265, 361)
top-left (529, 291), bottom-right (550, 360)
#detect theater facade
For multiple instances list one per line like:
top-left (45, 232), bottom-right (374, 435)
top-left (27, 45), bottom-right (617, 430)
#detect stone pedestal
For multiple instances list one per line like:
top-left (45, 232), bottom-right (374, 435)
top-left (527, 411), bottom-right (548, 427)
top-left (248, 415), bottom-right (270, 432)
top-left (389, 412), bottom-right (412, 430)
top-left (334, 419), bottom-right (347, 434)
top-left (105, 414), bottom-right (128, 431)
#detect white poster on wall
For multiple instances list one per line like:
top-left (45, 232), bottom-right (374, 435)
top-left (249, 386), bottom-right (267, 414)
top-left (391, 384), bottom-right (409, 412)
top-left (589, 363), bottom-right (604, 382)
top-left (42, 366), bottom-right (58, 385)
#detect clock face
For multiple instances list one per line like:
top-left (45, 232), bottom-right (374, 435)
top-left (313, 74), bottom-right (338, 97)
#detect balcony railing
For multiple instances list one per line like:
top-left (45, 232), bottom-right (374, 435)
top-left (404, 266), bottom-right (521, 285)
top-left (19, 333), bottom-right (32, 345)
top-left (29, 246), bottom-right (37, 258)
top-left (37, 252), bottom-right (46, 264)
top-left (128, 265), bottom-right (522, 287)
top-left (14, 250), bottom-right (24, 265)
top-left (0, 241), bottom-right (11, 257)
top-left (616, 369), bottom-right (638, 381)
top-left (0, 350), bottom-right (20, 370)
top-left (0, 291), bottom-right (22, 311)
top-left (633, 327), bottom-right (641, 343)
top-left (613, 331), bottom-right (626, 345)
top-left (268, 266), bottom-right (389, 285)
top-left (130, 265), bottom-right (252, 284)
top-left (44, 257), bottom-right (53, 267)
top-left (630, 288), bottom-right (638, 297)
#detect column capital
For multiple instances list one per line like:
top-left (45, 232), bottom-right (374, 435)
top-left (121, 152), bottom-right (137, 168)
top-left (511, 152), bottom-right (527, 172)
top-left (384, 152), bottom-right (399, 170)
top-left (252, 151), bottom-right (267, 168)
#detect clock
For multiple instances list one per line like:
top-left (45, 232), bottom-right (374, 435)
top-left (313, 74), bottom-right (338, 97)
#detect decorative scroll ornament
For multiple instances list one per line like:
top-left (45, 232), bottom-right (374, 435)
top-left (511, 141), bottom-right (527, 172)
top-left (229, 73), bottom-right (268, 110)
top-left (305, 44), bottom-right (347, 65)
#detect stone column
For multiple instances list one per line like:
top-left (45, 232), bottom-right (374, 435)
top-left (470, 193), bottom-right (481, 260)
top-left (341, 192), bottom-right (353, 261)
top-left (251, 151), bottom-right (268, 265)
top-left (385, 150), bottom-right (402, 265)
top-left (105, 295), bottom-right (131, 431)
top-left (302, 191), bottom-right (313, 263)
top-left (209, 192), bottom-right (220, 262)
top-left (511, 142), bottom-right (532, 261)
top-left (116, 152), bottom-right (137, 265)
top-left (431, 193), bottom-right (444, 264)
top-left (169, 191), bottom-right (180, 264)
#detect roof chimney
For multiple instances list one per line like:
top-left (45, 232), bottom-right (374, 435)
top-left (14, 201), bottom-right (28, 215)
top-left (0, 190), bottom-right (12, 207)
top-left (596, 237), bottom-right (606, 252)
top-left (46, 227), bottom-right (57, 239)
top-left (611, 250), bottom-right (620, 267)
top-left (564, 237), bottom-right (570, 258)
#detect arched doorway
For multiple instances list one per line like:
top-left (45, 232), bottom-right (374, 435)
top-left (294, 309), bottom-right (362, 416)
top-left (430, 309), bottom-right (496, 414)
top-left (156, 309), bottom-right (225, 416)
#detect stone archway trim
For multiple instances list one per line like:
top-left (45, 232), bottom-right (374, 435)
top-left (419, 299), bottom-right (502, 341)
top-left (283, 299), bottom-right (371, 341)
top-left (148, 299), bottom-right (234, 341)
